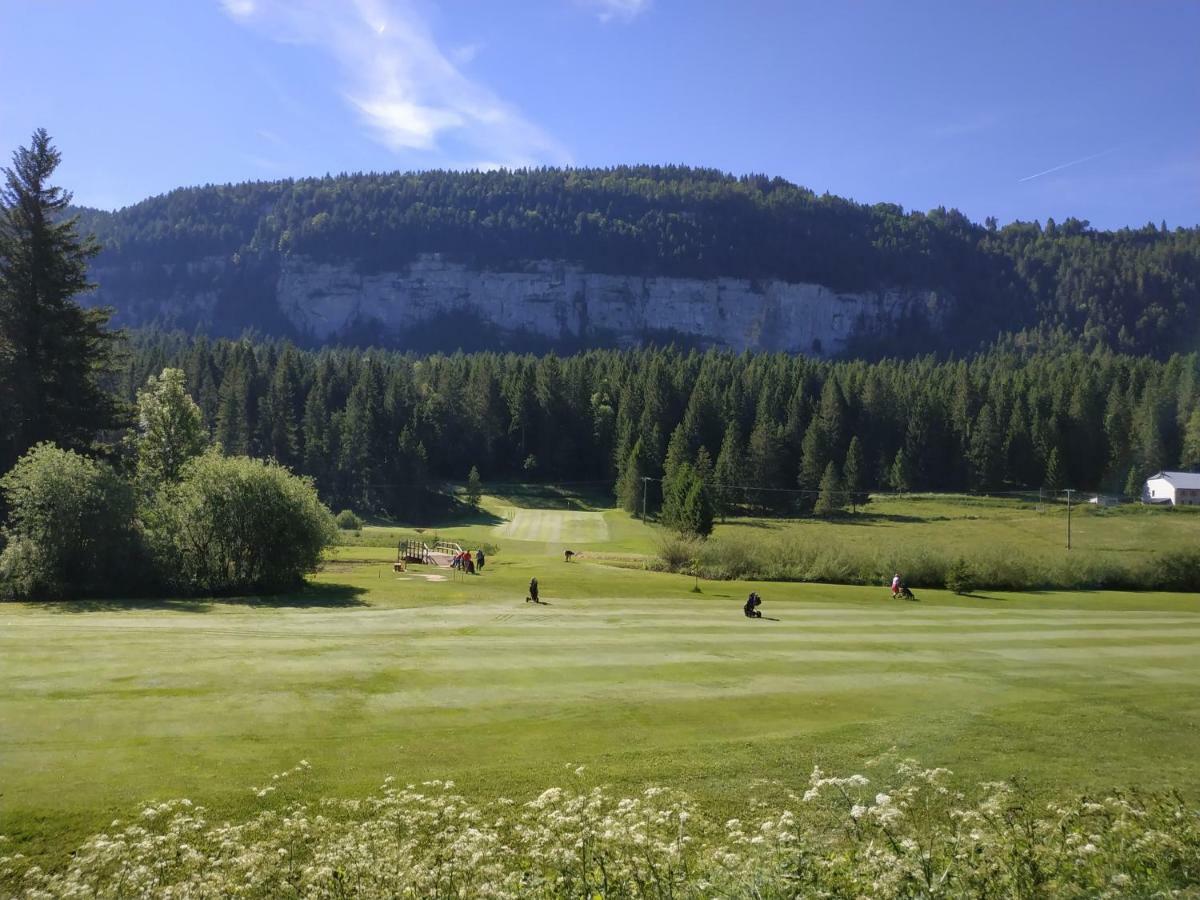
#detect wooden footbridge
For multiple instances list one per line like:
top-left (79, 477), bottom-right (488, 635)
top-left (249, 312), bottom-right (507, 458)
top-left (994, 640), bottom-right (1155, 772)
top-left (395, 538), bottom-right (463, 572)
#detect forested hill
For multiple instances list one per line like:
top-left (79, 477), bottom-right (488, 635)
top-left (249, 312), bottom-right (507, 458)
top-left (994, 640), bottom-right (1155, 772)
top-left (75, 166), bottom-right (1200, 357)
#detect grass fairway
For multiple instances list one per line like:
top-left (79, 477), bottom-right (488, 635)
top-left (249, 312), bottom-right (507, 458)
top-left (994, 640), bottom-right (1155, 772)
top-left (3, 496), bottom-right (1200, 869)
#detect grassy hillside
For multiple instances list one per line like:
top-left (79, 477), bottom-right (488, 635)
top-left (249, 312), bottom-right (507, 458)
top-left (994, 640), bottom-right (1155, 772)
top-left (3, 495), bottom-right (1200, 876)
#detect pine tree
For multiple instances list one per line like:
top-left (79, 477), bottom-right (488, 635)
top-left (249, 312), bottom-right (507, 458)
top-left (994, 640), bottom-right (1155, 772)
top-left (680, 474), bottom-right (714, 537)
top-left (0, 129), bottom-right (122, 471)
top-left (262, 345), bottom-right (301, 467)
top-left (968, 402), bottom-right (1001, 491)
top-left (660, 462), bottom-right (695, 531)
top-left (215, 361), bottom-right (250, 455)
top-left (713, 422), bottom-right (744, 519)
top-left (889, 446), bottom-right (913, 492)
top-left (797, 419), bottom-right (829, 498)
top-left (1043, 447), bottom-right (1064, 491)
top-left (616, 438), bottom-right (646, 515)
top-left (842, 435), bottom-right (866, 508)
top-left (747, 418), bottom-right (787, 513)
top-left (813, 461), bottom-right (844, 516)
top-left (302, 371), bottom-right (332, 488)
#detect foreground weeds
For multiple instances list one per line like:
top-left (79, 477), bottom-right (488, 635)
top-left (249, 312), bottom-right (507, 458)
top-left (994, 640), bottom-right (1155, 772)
top-left (4, 759), bottom-right (1199, 898)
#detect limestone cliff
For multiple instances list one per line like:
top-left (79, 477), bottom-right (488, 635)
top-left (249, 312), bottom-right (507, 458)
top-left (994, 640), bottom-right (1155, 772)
top-left (90, 253), bottom-right (950, 355)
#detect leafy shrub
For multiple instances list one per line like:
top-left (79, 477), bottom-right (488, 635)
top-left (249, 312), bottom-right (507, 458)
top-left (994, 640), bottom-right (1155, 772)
top-left (0, 443), bottom-right (139, 599)
top-left (945, 557), bottom-right (977, 594)
top-left (144, 452), bottom-right (336, 594)
top-left (335, 509), bottom-right (364, 531)
top-left (1152, 549), bottom-right (1200, 592)
top-left (655, 532), bottom-right (703, 572)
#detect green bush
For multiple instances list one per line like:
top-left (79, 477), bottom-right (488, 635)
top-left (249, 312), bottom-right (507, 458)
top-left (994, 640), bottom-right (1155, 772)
top-left (944, 557), bottom-right (977, 594)
top-left (0, 443), bottom-right (139, 599)
top-left (655, 533), bottom-right (703, 572)
top-left (335, 509), bottom-right (364, 531)
top-left (144, 452), bottom-right (336, 594)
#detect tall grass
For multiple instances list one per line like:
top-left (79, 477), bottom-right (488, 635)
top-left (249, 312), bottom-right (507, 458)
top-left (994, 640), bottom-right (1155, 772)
top-left (657, 531), bottom-right (1200, 592)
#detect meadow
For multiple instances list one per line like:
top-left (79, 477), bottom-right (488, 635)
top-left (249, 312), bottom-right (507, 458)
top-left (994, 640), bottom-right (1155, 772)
top-left (3, 492), bottom-right (1200, 883)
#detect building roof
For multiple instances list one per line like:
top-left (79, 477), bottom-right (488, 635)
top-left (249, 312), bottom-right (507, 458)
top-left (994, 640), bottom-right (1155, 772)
top-left (1148, 471), bottom-right (1200, 489)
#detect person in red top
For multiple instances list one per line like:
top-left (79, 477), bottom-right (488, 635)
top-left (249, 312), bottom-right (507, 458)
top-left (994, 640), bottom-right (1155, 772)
top-left (891, 573), bottom-right (901, 598)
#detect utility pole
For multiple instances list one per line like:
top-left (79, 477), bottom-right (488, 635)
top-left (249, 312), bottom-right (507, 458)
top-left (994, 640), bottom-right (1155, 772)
top-left (1065, 488), bottom-right (1073, 550)
top-left (642, 476), bottom-right (650, 522)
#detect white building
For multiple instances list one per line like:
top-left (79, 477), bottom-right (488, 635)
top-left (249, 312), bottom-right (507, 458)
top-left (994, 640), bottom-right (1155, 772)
top-left (1142, 471), bottom-right (1200, 506)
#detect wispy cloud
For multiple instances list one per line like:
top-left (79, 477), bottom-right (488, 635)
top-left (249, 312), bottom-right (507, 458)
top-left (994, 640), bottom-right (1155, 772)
top-left (581, 0), bottom-right (650, 23)
top-left (220, 0), bottom-right (570, 167)
top-left (1018, 147), bottom-right (1119, 183)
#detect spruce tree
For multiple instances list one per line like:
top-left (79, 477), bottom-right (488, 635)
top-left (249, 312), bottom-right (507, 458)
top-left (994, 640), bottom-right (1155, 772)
top-left (713, 422), bottom-right (744, 519)
top-left (616, 438), bottom-right (646, 515)
top-left (968, 402), bottom-right (1001, 491)
top-left (1043, 447), bottom-right (1064, 492)
top-left (889, 446), bottom-right (913, 492)
top-left (0, 129), bottom-right (122, 471)
top-left (842, 435), bottom-right (866, 508)
top-left (680, 474), bottom-right (714, 537)
top-left (814, 461), bottom-right (844, 516)
top-left (660, 462), bottom-right (694, 531)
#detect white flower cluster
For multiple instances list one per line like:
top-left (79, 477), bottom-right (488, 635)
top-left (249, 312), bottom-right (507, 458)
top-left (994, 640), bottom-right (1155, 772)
top-left (2, 759), bottom-right (1198, 898)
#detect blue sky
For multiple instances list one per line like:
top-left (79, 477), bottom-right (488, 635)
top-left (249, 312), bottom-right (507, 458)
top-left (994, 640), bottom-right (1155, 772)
top-left (2, 0), bottom-right (1197, 228)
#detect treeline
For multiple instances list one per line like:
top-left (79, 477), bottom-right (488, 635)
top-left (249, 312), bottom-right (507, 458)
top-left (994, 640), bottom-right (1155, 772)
top-left (120, 331), bottom-right (1200, 515)
top-left (78, 166), bottom-right (1200, 356)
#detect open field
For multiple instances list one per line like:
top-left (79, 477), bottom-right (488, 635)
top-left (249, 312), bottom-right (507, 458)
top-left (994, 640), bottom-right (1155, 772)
top-left (710, 493), bottom-right (1200, 566)
top-left (3, 493), bottom-right (1200, 872)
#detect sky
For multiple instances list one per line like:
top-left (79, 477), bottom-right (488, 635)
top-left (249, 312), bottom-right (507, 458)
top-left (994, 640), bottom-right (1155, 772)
top-left (1, 0), bottom-right (1197, 229)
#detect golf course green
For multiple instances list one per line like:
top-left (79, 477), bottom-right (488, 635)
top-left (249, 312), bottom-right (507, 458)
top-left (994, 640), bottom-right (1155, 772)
top-left (3, 494), bottom-right (1200, 870)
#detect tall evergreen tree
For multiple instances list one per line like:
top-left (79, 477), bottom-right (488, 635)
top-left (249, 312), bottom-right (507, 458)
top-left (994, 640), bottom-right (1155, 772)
top-left (813, 461), bottom-right (845, 517)
top-left (713, 422), bottom-right (744, 519)
top-left (680, 474), bottom-right (715, 537)
top-left (967, 402), bottom-right (1002, 491)
top-left (0, 129), bottom-right (122, 471)
top-left (1043, 447), bottom-right (1064, 491)
top-left (842, 435), bottom-right (867, 507)
top-left (616, 438), bottom-right (646, 515)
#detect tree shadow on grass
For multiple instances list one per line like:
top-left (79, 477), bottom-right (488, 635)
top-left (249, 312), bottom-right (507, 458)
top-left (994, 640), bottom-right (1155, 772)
top-left (367, 504), bottom-right (506, 528)
top-left (830, 512), bottom-right (944, 525)
top-left (33, 582), bottom-right (369, 614)
top-left (717, 519), bottom-right (785, 530)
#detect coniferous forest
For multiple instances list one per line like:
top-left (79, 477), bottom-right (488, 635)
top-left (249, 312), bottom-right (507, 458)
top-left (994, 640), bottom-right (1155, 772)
top-left (4, 132), bottom-right (1200, 528)
top-left (117, 331), bottom-right (1200, 516)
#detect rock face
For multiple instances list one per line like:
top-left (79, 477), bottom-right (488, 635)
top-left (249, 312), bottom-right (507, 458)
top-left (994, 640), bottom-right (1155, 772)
top-left (90, 253), bottom-right (950, 355)
top-left (276, 255), bottom-right (949, 355)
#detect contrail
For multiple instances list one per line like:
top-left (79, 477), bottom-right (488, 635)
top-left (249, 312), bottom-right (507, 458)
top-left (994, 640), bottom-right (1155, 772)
top-left (1018, 147), bottom-right (1118, 183)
